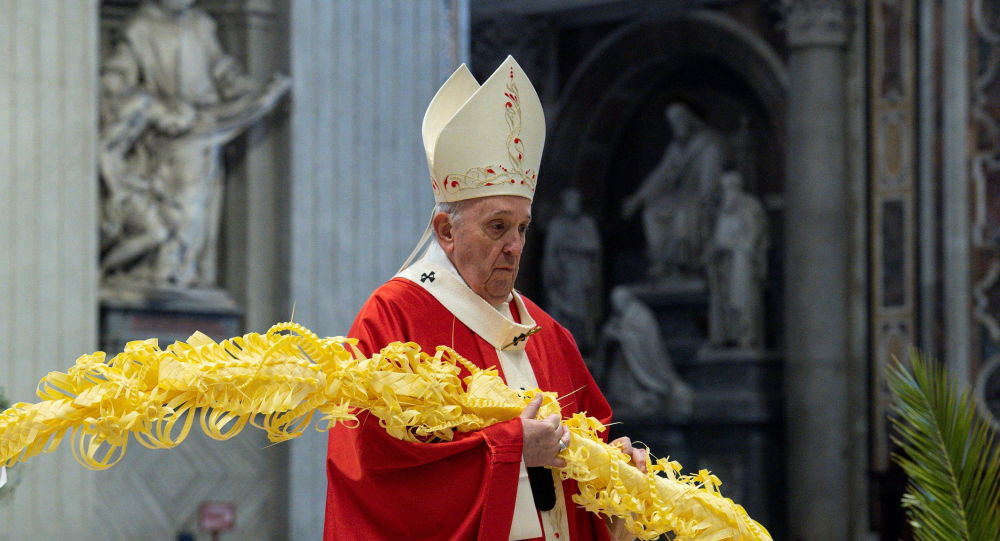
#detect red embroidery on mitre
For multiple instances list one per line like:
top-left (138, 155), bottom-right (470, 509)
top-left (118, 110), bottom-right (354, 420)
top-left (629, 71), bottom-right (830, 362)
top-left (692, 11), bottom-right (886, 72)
top-left (438, 65), bottom-right (538, 196)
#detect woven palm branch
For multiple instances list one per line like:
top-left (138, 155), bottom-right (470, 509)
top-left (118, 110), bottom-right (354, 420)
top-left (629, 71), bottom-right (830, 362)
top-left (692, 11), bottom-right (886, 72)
top-left (886, 351), bottom-right (1000, 541)
top-left (0, 324), bottom-right (771, 540)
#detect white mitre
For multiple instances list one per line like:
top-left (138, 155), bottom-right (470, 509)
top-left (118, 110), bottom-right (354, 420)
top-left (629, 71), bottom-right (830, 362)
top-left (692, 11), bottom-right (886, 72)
top-left (423, 55), bottom-right (545, 203)
top-left (399, 56), bottom-right (545, 271)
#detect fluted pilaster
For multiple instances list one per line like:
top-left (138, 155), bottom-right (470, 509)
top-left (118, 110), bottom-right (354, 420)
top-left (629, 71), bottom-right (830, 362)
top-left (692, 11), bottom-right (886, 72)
top-left (286, 2), bottom-right (467, 539)
top-left (0, 0), bottom-right (100, 539)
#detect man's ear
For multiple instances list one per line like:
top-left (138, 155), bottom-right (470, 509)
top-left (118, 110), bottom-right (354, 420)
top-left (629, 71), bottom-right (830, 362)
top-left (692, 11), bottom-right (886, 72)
top-left (432, 212), bottom-right (455, 253)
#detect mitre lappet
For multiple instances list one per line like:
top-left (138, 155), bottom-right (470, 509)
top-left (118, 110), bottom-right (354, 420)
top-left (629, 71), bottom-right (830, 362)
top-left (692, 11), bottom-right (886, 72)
top-left (399, 55), bottom-right (546, 271)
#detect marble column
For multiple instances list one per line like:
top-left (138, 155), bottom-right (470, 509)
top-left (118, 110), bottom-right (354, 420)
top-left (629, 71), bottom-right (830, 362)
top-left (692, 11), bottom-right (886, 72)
top-left (782, 1), bottom-right (851, 539)
top-left (941, 0), bottom-right (971, 382)
top-left (0, 0), bottom-right (100, 538)
top-left (286, 2), bottom-right (467, 539)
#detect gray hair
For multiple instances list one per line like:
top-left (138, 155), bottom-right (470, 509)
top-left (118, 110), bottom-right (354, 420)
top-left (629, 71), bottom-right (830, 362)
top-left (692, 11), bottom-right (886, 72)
top-left (434, 199), bottom-right (476, 227)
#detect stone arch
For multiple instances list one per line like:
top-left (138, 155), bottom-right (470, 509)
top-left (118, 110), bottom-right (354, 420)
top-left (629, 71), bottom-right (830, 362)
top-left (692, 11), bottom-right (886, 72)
top-left (543, 10), bottom-right (787, 214)
top-left (528, 10), bottom-right (788, 340)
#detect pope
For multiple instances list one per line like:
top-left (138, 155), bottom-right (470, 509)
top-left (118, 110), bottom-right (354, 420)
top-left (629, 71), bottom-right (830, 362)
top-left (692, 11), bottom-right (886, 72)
top-left (323, 56), bottom-right (647, 541)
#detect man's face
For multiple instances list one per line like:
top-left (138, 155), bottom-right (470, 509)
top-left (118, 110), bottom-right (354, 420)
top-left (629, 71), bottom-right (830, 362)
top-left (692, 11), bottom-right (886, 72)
top-left (441, 195), bottom-right (531, 305)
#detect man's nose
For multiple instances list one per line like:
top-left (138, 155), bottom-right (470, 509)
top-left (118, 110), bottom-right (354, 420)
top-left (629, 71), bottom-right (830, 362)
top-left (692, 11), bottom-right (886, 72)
top-left (504, 233), bottom-right (524, 256)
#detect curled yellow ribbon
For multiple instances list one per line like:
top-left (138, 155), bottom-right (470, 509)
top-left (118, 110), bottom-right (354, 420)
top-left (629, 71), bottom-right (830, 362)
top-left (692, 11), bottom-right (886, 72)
top-left (0, 323), bottom-right (770, 541)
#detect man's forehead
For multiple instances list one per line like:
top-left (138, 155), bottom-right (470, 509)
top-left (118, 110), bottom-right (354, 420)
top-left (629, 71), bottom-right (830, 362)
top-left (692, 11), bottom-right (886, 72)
top-left (469, 196), bottom-right (532, 219)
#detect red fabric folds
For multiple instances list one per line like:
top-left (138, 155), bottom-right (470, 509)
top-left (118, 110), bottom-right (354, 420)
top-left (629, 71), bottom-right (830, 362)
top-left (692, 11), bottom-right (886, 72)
top-left (324, 278), bottom-right (613, 541)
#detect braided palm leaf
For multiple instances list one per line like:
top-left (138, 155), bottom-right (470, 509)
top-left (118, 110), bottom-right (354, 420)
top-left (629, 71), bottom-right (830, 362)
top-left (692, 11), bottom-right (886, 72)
top-left (887, 352), bottom-right (1000, 541)
top-left (0, 323), bottom-right (770, 540)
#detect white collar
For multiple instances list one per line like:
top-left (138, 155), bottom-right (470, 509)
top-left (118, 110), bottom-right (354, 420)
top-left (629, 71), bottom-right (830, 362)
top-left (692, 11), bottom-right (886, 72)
top-left (396, 242), bottom-right (539, 351)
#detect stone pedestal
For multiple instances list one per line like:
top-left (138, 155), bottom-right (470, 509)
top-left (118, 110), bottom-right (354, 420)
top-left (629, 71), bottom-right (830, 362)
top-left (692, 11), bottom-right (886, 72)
top-left (100, 294), bottom-right (242, 354)
top-left (631, 279), bottom-right (709, 363)
top-left (693, 347), bottom-right (782, 423)
top-left (96, 294), bottom-right (269, 541)
top-left (609, 349), bottom-right (784, 536)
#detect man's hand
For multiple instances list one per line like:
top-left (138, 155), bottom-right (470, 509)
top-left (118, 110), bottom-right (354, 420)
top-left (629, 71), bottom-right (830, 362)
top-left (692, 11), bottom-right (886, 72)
top-left (606, 437), bottom-right (647, 541)
top-left (520, 395), bottom-right (570, 468)
top-left (610, 436), bottom-right (648, 473)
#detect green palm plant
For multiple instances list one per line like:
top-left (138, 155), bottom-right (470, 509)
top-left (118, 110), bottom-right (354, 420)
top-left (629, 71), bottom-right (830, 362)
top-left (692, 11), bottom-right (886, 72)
top-left (887, 351), bottom-right (1000, 541)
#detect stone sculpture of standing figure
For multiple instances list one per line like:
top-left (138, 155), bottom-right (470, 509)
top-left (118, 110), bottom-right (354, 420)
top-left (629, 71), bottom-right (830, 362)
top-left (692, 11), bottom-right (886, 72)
top-left (622, 103), bottom-right (726, 279)
top-left (99, 0), bottom-right (290, 293)
top-left (543, 188), bottom-right (602, 353)
top-left (706, 171), bottom-right (769, 349)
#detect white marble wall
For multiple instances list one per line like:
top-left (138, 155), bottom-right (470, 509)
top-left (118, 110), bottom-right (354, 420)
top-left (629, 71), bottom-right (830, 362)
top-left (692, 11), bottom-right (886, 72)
top-left (0, 1), bottom-right (100, 539)
top-left (286, 1), bottom-right (467, 539)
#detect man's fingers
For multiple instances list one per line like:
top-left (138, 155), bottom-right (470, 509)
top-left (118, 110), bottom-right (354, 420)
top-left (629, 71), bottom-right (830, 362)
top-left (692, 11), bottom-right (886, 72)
top-left (543, 413), bottom-right (561, 429)
top-left (634, 448), bottom-right (648, 474)
top-left (519, 395), bottom-right (543, 419)
top-left (611, 436), bottom-right (650, 472)
top-left (554, 423), bottom-right (572, 450)
top-left (611, 436), bottom-right (632, 453)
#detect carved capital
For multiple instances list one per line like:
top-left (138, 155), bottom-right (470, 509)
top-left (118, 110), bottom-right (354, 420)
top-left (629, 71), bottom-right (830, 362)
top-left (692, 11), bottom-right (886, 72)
top-left (783, 0), bottom-right (849, 48)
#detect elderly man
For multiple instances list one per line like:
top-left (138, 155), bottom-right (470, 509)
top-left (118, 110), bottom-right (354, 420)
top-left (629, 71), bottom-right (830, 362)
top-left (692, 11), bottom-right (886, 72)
top-left (324, 57), bottom-right (644, 541)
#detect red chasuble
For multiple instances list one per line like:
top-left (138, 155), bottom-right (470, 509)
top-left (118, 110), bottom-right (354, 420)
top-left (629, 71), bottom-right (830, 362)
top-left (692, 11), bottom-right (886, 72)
top-left (323, 277), bottom-right (613, 541)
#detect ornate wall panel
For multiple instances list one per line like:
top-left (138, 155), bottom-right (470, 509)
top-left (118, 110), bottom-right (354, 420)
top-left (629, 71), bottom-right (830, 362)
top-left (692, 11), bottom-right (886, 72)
top-left (94, 430), bottom-right (283, 541)
top-left (868, 0), bottom-right (917, 473)
top-left (969, 0), bottom-right (1000, 431)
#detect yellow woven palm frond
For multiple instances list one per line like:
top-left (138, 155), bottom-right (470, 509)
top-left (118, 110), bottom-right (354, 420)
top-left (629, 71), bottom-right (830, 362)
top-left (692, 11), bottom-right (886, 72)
top-left (0, 323), bottom-right (770, 541)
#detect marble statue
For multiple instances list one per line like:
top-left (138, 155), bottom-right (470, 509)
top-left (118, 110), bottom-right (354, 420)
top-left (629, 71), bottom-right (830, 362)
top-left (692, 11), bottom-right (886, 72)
top-left (99, 92), bottom-right (171, 282)
top-left (705, 171), bottom-right (768, 349)
top-left (596, 286), bottom-right (694, 420)
top-left (622, 103), bottom-right (726, 280)
top-left (99, 0), bottom-right (290, 294)
top-left (543, 189), bottom-right (602, 353)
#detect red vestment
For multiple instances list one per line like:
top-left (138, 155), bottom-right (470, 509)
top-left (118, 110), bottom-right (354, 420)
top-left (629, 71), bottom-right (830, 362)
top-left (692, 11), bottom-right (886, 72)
top-left (323, 277), bottom-right (613, 541)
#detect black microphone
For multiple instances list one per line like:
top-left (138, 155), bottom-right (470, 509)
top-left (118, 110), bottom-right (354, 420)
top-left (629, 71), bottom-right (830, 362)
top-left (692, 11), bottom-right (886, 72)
top-left (527, 466), bottom-right (556, 511)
